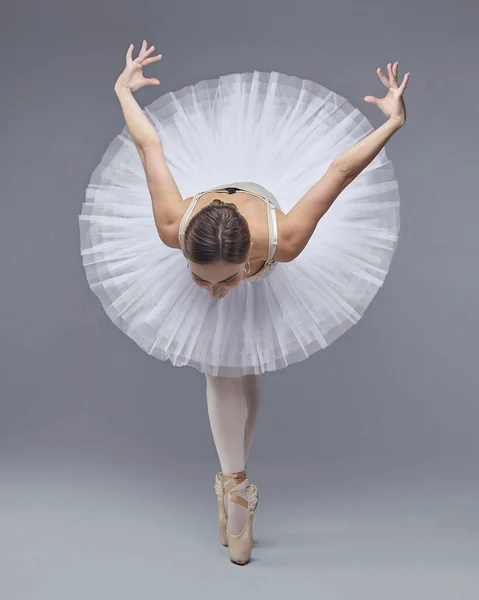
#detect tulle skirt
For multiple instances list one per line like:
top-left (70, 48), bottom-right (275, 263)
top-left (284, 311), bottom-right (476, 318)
top-left (79, 70), bottom-right (400, 377)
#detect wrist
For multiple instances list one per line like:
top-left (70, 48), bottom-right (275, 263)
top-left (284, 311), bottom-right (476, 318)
top-left (114, 80), bottom-right (132, 95)
top-left (389, 116), bottom-right (405, 130)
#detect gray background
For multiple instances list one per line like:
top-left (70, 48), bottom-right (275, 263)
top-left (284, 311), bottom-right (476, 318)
top-left (1, 0), bottom-right (478, 597)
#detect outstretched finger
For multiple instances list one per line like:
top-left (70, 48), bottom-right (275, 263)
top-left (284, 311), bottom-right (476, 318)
top-left (387, 63), bottom-right (397, 88)
top-left (398, 72), bottom-right (410, 94)
top-left (126, 43), bottom-right (134, 63)
top-left (377, 67), bottom-right (390, 89)
top-left (364, 95), bottom-right (381, 106)
top-left (143, 45), bottom-right (157, 59)
top-left (393, 61), bottom-right (399, 80)
top-left (137, 39), bottom-right (154, 62)
top-left (142, 53), bottom-right (162, 66)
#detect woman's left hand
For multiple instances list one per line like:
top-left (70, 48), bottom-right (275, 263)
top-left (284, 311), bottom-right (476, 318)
top-left (364, 62), bottom-right (410, 126)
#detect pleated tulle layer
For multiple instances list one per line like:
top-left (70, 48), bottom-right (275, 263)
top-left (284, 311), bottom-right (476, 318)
top-left (79, 70), bottom-right (400, 377)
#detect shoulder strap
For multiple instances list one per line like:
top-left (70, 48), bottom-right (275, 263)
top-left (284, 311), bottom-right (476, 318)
top-left (266, 203), bottom-right (279, 262)
top-left (178, 193), bottom-right (202, 249)
top-left (230, 186), bottom-right (278, 263)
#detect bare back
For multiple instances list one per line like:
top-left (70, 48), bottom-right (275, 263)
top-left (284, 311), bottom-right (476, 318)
top-left (170, 188), bottom-right (290, 275)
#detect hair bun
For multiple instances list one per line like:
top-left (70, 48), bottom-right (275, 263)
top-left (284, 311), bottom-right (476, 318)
top-left (210, 198), bottom-right (240, 213)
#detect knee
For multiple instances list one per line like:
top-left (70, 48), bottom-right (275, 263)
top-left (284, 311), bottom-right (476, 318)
top-left (206, 373), bottom-right (243, 396)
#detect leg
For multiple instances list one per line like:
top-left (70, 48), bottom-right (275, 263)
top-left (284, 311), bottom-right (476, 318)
top-left (206, 373), bottom-right (252, 534)
top-left (206, 373), bottom-right (247, 474)
top-left (242, 374), bottom-right (261, 465)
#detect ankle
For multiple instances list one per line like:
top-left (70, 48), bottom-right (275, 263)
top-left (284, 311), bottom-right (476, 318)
top-left (222, 469), bottom-right (247, 484)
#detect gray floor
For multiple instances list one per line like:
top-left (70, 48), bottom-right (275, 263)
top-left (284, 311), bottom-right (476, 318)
top-left (1, 459), bottom-right (477, 600)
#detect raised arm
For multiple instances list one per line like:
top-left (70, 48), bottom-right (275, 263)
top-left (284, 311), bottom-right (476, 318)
top-left (281, 61), bottom-right (408, 262)
top-left (114, 40), bottom-right (184, 245)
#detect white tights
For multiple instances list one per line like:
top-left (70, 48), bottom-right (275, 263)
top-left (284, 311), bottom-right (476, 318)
top-left (205, 373), bottom-right (261, 533)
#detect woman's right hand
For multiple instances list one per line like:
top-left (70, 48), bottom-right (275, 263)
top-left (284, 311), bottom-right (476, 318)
top-left (114, 39), bottom-right (163, 93)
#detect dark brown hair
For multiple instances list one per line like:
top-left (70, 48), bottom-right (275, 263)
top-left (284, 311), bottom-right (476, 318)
top-left (183, 199), bottom-right (251, 264)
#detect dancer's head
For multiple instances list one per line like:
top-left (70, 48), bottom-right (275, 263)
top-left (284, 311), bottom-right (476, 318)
top-left (183, 199), bottom-right (252, 298)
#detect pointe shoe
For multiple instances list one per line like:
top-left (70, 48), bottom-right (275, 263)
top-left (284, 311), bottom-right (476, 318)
top-left (213, 472), bottom-right (228, 546)
top-left (213, 464), bottom-right (248, 547)
top-left (223, 470), bottom-right (259, 565)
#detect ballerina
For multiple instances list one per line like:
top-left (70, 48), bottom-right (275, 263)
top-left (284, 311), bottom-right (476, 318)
top-left (79, 39), bottom-right (409, 565)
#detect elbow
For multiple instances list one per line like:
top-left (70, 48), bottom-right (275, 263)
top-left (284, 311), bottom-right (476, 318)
top-left (136, 139), bottom-right (161, 159)
top-left (331, 159), bottom-right (352, 179)
top-left (279, 235), bottom-right (305, 263)
top-left (139, 136), bottom-right (162, 149)
top-left (156, 222), bottom-right (179, 249)
top-left (330, 161), bottom-right (354, 190)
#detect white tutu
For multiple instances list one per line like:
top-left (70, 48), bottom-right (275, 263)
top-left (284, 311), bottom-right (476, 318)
top-left (79, 70), bottom-right (400, 377)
